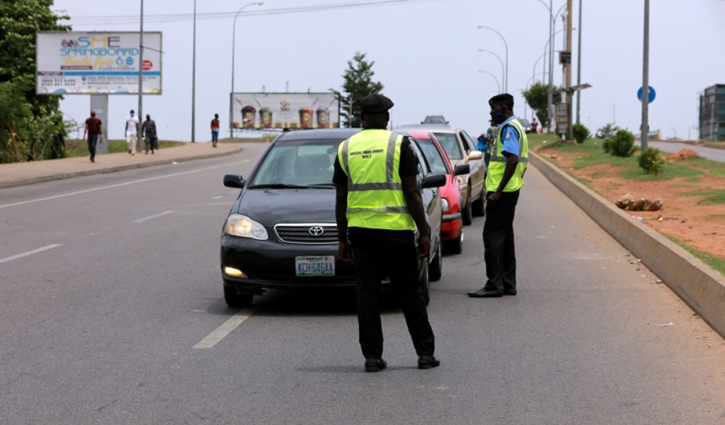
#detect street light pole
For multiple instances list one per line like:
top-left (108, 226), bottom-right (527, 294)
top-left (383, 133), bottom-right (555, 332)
top-left (478, 49), bottom-right (504, 93)
top-left (137, 0), bottom-right (144, 151)
top-left (576, 0), bottom-right (583, 124)
top-left (231, 2), bottom-right (263, 138)
top-left (477, 70), bottom-right (501, 93)
top-left (477, 26), bottom-right (508, 92)
top-left (641, 0), bottom-right (650, 150)
top-left (191, 0), bottom-right (196, 142)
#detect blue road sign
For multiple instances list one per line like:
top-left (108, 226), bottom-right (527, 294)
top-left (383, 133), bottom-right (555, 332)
top-left (638, 86), bottom-right (656, 103)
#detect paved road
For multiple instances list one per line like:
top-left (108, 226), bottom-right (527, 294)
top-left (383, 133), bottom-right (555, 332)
top-left (643, 141), bottom-right (725, 163)
top-left (1, 146), bottom-right (723, 424)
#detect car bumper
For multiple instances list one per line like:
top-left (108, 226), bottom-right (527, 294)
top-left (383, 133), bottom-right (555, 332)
top-left (441, 212), bottom-right (462, 240)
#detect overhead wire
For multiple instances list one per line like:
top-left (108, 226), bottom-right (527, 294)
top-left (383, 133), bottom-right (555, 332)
top-left (62, 0), bottom-right (441, 27)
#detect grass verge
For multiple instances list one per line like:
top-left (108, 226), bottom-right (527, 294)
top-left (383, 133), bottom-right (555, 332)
top-left (664, 235), bottom-right (725, 276)
top-left (66, 139), bottom-right (185, 157)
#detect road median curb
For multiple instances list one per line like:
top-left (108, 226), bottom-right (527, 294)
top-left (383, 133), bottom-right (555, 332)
top-left (530, 151), bottom-right (725, 339)
top-left (0, 145), bottom-right (245, 189)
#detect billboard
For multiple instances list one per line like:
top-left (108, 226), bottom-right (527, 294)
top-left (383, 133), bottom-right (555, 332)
top-left (36, 31), bottom-right (162, 95)
top-left (231, 92), bottom-right (340, 129)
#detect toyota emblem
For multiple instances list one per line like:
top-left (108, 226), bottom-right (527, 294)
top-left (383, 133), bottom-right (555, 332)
top-left (308, 226), bottom-right (324, 237)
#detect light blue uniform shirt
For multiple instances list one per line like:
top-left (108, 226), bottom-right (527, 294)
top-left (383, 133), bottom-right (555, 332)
top-left (498, 116), bottom-right (520, 157)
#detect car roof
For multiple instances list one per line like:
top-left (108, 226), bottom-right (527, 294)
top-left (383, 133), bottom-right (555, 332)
top-left (275, 128), bottom-right (360, 142)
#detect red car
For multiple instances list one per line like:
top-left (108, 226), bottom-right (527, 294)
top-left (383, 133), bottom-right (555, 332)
top-left (401, 130), bottom-right (469, 254)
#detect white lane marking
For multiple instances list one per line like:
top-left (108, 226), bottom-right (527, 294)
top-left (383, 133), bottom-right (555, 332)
top-left (193, 308), bottom-right (256, 349)
top-left (0, 244), bottom-right (62, 265)
top-left (0, 160), bottom-right (249, 210)
top-left (213, 196), bottom-right (223, 199)
top-left (133, 210), bottom-right (174, 223)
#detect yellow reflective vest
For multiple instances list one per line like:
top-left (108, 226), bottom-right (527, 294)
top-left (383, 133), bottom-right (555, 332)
top-left (337, 129), bottom-right (415, 231)
top-left (485, 118), bottom-right (529, 192)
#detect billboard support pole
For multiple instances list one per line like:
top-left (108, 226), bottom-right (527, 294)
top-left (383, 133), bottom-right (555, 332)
top-left (91, 94), bottom-right (109, 155)
top-left (137, 0), bottom-right (144, 152)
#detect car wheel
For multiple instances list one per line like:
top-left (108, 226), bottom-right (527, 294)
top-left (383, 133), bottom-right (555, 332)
top-left (462, 189), bottom-right (473, 226)
top-left (444, 232), bottom-right (463, 255)
top-left (419, 260), bottom-right (430, 306)
top-left (472, 185), bottom-right (485, 217)
top-left (224, 285), bottom-right (253, 308)
top-left (429, 239), bottom-right (442, 281)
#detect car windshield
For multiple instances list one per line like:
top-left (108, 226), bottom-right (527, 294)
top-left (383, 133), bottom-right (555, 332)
top-left (423, 115), bottom-right (446, 124)
top-left (414, 137), bottom-right (450, 174)
top-left (250, 139), bottom-right (340, 188)
top-left (432, 132), bottom-right (463, 160)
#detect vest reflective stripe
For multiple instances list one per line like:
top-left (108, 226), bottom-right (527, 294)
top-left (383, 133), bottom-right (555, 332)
top-left (338, 130), bottom-right (415, 230)
top-left (485, 118), bottom-right (529, 193)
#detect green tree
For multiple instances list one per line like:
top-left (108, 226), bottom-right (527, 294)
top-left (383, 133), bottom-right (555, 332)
top-left (330, 52), bottom-right (384, 128)
top-left (522, 81), bottom-right (561, 129)
top-left (0, 0), bottom-right (71, 163)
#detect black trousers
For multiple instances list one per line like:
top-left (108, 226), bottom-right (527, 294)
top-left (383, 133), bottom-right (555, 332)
top-left (483, 190), bottom-right (520, 293)
top-left (348, 227), bottom-right (435, 359)
top-left (87, 134), bottom-right (99, 161)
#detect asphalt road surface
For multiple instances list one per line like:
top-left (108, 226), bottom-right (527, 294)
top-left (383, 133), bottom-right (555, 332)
top-left (1, 144), bottom-right (723, 425)
top-left (646, 141), bottom-right (725, 163)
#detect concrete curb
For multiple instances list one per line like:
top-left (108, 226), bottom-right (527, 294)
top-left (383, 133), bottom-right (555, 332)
top-left (0, 146), bottom-right (245, 189)
top-left (530, 151), bottom-right (725, 339)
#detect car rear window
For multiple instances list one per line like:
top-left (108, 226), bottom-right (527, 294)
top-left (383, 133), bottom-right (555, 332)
top-left (432, 132), bottom-right (463, 160)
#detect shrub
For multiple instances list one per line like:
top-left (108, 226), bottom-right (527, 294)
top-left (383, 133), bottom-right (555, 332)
top-left (597, 122), bottom-right (619, 139)
top-left (606, 129), bottom-right (636, 157)
top-left (572, 123), bottom-right (591, 144)
top-left (638, 147), bottom-right (665, 176)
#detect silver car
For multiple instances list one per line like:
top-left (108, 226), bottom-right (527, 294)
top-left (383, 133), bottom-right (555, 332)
top-left (396, 124), bottom-right (486, 225)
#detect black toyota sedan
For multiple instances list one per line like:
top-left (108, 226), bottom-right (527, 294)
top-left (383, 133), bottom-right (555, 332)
top-left (220, 128), bottom-right (445, 308)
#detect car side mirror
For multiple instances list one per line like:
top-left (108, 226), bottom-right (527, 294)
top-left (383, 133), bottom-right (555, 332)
top-left (468, 151), bottom-right (483, 160)
top-left (223, 173), bottom-right (245, 188)
top-left (453, 164), bottom-right (470, 176)
top-left (421, 173), bottom-right (446, 188)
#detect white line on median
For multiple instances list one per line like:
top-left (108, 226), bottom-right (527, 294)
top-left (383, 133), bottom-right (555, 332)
top-left (0, 244), bottom-right (62, 265)
top-left (193, 309), bottom-right (256, 349)
top-left (133, 210), bottom-right (174, 223)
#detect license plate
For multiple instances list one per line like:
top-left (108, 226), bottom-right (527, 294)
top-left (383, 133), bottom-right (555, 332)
top-left (296, 256), bottom-right (335, 277)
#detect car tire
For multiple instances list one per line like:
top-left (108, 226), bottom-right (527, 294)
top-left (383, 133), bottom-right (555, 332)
top-left (429, 239), bottom-right (442, 282)
top-left (420, 260), bottom-right (431, 306)
top-left (472, 185), bottom-right (485, 217)
top-left (224, 285), bottom-right (253, 308)
top-left (462, 190), bottom-right (473, 226)
top-left (444, 232), bottom-right (463, 255)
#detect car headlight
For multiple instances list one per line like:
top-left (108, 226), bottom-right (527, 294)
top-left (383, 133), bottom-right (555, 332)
top-left (441, 198), bottom-right (450, 213)
top-left (225, 214), bottom-right (268, 240)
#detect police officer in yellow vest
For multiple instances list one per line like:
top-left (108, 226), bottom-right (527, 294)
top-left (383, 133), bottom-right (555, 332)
top-left (469, 93), bottom-right (529, 298)
top-left (333, 94), bottom-right (439, 372)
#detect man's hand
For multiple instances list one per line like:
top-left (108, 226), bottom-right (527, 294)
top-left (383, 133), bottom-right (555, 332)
top-left (417, 235), bottom-right (430, 260)
top-left (338, 241), bottom-right (353, 263)
top-left (99, 136), bottom-right (103, 144)
top-left (487, 191), bottom-right (502, 208)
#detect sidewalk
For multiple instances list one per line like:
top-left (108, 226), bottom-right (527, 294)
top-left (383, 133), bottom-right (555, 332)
top-left (0, 141), bottom-right (246, 189)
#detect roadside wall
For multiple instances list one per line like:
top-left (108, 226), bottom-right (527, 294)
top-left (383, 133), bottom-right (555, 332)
top-left (530, 152), bottom-right (725, 339)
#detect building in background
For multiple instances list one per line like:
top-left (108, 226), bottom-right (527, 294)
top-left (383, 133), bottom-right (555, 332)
top-left (700, 84), bottom-right (725, 141)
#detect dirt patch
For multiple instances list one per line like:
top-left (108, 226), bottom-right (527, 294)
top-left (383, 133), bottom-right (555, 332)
top-left (537, 147), bottom-right (725, 260)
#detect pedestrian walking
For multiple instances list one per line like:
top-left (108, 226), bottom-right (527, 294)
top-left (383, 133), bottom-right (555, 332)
top-left (469, 93), bottom-right (529, 298)
top-left (211, 114), bottom-right (220, 147)
top-left (83, 110), bottom-right (103, 163)
top-left (333, 93), bottom-right (440, 372)
top-left (531, 117), bottom-right (539, 134)
top-left (125, 109), bottom-right (139, 156)
top-left (142, 114), bottom-right (158, 155)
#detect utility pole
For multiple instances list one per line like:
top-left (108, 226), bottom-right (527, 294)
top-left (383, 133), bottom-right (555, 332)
top-left (641, 0), bottom-right (650, 150)
top-left (565, 0), bottom-right (573, 139)
top-left (137, 0), bottom-right (144, 152)
top-left (575, 0), bottom-right (582, 124)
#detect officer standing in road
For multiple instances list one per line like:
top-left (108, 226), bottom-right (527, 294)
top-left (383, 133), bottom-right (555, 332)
top-left (333, 94), bottom-right (440, 372)
top-left (469, 93), bottom-right (529, 298)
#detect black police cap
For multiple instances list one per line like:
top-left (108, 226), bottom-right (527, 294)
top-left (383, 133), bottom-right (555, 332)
top-left (360, 94), bottom-right (394, 115)
top-left (488, 93), bottom-right (514, 107)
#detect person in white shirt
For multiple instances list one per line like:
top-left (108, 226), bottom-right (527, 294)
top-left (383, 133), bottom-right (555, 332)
top-left (125, 109), bottom-right (140, 155)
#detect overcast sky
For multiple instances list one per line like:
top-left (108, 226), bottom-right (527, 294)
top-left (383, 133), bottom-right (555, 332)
top-left (52, 0), bottom-right (725, 142)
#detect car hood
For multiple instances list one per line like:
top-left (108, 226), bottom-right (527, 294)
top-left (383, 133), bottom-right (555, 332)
top-left (235, 188), bottom-right (336, 225)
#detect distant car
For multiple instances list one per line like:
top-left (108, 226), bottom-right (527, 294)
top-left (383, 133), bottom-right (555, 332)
top-left (399, 130), bottom-right (469, 254)
top-left (220, 128), bottom-right (446, 307)
top-left (518, 118), bottom-right (533, 134)
top-left (396, 124), bottom-right (486, 226)
top-left (422, 115), bottom-right (448, 125)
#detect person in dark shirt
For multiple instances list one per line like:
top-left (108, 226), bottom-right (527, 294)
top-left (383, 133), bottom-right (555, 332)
top-left (83, 110), bottom-right (103, 163)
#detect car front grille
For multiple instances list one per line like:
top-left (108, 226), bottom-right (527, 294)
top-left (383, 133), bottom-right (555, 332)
top-left (275, 223), bottom-right (338, 244)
